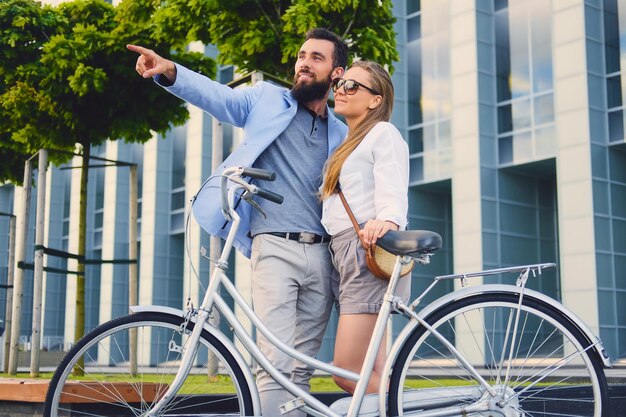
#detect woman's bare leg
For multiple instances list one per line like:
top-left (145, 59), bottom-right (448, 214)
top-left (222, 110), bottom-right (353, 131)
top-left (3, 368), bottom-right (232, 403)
top-left (332, 313), bottom-right (386, 394)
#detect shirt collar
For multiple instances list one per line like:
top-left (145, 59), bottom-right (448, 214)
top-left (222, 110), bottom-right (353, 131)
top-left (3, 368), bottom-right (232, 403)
top-left (300, 103), bottom-right (328, 120)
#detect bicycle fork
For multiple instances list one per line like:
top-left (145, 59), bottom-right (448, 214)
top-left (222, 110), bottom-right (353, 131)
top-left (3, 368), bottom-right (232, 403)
top-left (143, 309), bottom-right (210, 417)
top-left (144, 271), bottom-right (227, 416)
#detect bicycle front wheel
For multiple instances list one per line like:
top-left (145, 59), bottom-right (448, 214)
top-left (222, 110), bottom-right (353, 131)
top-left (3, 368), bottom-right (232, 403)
top-left (44, 312), bottom-right (254, 417)
top-left (388, 292), bottom-right (608, 416)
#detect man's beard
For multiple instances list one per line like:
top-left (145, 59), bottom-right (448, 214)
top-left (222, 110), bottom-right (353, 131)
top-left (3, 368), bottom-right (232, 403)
top-left (291, 73), bottom-right (332, 103)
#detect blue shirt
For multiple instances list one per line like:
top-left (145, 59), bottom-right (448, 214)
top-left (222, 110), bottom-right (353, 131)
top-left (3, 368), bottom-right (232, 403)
top-left (250, 105), bottom-right (329, 237)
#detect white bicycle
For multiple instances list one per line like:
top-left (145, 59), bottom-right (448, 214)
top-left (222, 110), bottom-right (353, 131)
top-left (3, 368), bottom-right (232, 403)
top-left (44, 166), bottom-right (610, 416)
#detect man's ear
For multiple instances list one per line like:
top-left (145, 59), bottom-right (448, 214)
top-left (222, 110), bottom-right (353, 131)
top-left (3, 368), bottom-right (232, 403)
top-left (332, 67), bottom-right (345, 80)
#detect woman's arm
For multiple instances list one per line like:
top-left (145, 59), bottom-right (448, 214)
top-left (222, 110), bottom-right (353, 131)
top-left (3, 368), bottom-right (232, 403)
top-left (362, 123), bottom-right (409, 246)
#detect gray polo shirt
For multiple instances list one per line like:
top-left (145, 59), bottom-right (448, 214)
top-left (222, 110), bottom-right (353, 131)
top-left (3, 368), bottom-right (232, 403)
top-left (249, 104), bottom-right (329, 237)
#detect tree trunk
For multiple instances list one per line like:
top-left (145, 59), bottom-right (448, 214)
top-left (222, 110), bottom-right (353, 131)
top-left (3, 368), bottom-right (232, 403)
top-left (73, 144), bottom-right (90, 376)
top-left (8, 160), bottom-right (33, 375)
top-left (128, 165), bottom-right (138, 376)
top-left (30, 149), bottom-right (48, 377)
top-left (4, 214), bottom-right (16, 373)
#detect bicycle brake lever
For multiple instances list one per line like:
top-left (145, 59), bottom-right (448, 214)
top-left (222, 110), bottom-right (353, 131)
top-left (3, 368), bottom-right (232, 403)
top-left (242, 191), bottom-right (267, 219)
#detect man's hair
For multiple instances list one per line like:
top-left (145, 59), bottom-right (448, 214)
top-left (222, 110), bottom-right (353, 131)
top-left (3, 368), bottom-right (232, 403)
top-left (305, 28), bottom-right (349, 70)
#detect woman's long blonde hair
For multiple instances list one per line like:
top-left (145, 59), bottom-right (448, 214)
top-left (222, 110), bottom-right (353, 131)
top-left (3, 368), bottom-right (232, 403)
top-left (320, 60), bottom-right (395, 200)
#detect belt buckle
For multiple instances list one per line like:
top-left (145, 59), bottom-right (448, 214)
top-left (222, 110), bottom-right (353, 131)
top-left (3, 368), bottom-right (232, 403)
top-left (298, 232), bottom-right (316, 244)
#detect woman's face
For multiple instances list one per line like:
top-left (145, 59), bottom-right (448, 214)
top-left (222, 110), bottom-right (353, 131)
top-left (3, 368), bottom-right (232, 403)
top-left (332, 66), bottom-right (381, 122)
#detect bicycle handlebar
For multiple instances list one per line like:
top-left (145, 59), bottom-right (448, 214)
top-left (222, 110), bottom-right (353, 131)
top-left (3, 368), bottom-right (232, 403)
top-left (242, 167), bottom-right (276, 181)
top-left (219, 167), bottom-right (284, 221)
top-left (254, 186), bottom-right (284, 204)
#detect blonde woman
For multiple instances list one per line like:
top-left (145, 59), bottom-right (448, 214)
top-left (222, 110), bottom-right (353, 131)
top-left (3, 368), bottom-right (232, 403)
top-left (320, 61), bottom-right (409, 394)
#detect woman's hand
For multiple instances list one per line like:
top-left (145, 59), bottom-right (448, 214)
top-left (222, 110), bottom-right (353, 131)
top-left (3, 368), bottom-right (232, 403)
top-left (359, 219), bottom-right (399, 248)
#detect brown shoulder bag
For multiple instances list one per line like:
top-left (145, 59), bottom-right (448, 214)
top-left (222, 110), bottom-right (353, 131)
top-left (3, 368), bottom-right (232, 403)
top-left (337, 190), bottom-right (414, 280)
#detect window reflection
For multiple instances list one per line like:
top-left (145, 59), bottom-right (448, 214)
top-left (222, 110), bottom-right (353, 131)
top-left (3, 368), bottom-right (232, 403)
top-left (407, 0), bottom-right (420, 15)
top-left (408, 40), bottom-right (423, 126)
top-left (423, 124), bottom-right (437, 151)
top-left (498, 104), bottom-right (512, 134)
top-left (499, 136), bottom-right (513, 164)
top-left (534, 94), bottom-right (554, 125)
top-left (530, 0), bottom-right (553, 93)
top-left (170, 126), bottom-right (186, 234)
top-left (439, 121), bottom-right (451, 148)
top-left (512, 98), bottom-right (531, 131)
top-left (609, 110), bottom-right (624, 142)
top-left (495, 0), bottom-right (555, 165)
top-left (605, 0), bottom-right (620, 74)
top-left (409, 157), bottom-right (424, 183)
top-left (408, 15), bottom-right (421, 42)
top-left (495, 6), bottom-right (512, 102)
top-left (406, 0), bottom-right (451, 183)
top-left (409, 128), bottom-right (423, 154)
top-left (508, 1), bottom-right (531, 99)
top-left (607, 75), bottom-right (622, 109)
top-left (513, 131), bottom-right (533, 162)
top-left (605, 0), bottom-right (626, 143)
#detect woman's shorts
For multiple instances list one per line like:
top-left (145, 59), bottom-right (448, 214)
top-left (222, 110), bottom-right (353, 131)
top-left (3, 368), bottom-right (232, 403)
top-left (329, 227), bottom-right (410, 315)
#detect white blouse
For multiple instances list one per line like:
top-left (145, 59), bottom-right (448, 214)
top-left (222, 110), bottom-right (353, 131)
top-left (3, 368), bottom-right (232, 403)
top-left (321, 121), bottom-right (409, 236)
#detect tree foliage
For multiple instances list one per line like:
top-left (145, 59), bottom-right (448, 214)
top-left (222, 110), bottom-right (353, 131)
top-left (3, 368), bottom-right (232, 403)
top-left (150, 0), bottom-right (399, 79)
top-left (1, 0), bottom-right (399, 183)
top-left (0, 0), bottom-right (215, 184)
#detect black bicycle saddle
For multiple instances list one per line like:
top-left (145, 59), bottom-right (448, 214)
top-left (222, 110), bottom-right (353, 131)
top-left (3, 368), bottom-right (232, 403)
top-left (375, 230), bottom-right (442, 257)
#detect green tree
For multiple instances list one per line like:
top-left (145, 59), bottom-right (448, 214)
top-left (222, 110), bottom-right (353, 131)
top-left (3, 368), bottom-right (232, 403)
top-left (0, 0), bottom-right (215, 373)
top-left (150, 0), bottom-right (399, 79)
top-left (1, 0), bottom-right (215, 183)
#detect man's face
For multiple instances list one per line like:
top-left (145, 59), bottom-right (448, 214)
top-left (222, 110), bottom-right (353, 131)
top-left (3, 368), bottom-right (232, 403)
top-left (291, 38), bottom-right (336, 103)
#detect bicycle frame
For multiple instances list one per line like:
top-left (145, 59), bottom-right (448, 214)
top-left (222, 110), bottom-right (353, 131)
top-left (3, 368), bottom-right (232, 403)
top-left (143, 168), bottom-right (610, 417)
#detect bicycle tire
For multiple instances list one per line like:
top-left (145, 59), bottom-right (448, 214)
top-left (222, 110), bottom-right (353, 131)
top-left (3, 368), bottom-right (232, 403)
top-left (387, 292), bottom-right (608, 416)
top-left (44, 311), bottom-right (254, 417)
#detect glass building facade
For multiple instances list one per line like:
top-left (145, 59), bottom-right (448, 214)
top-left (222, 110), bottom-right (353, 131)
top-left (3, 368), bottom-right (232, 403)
top-left (1, 0), bottom-right (626, 362)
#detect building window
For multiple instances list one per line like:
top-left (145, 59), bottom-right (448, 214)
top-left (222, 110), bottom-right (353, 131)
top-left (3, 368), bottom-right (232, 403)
top-left (93, 150), bottom-right (105, 250)
top-left (495, 0), bottom-right (555, 165)
top-left (406, 0), bottom-right (452, 184)
top-left (605, 0), bottom-right (626, 143)
top-left (170, 125), bottom-right (187, 235)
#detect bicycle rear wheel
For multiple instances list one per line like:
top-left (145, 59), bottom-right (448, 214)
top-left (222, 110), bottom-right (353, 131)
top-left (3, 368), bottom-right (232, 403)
top-left (388, 292), bottom-right (608, 416)
top-left (44, 312), bottom-right (254, 417)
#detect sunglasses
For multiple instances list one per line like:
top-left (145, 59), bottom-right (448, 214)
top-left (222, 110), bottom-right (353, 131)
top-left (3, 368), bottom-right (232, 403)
top-left (332, 78), bottom-right (381, 96)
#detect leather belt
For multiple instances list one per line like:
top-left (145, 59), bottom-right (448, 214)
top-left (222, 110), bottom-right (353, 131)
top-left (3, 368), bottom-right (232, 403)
top-left (266, 232), bottom-right (330, 244)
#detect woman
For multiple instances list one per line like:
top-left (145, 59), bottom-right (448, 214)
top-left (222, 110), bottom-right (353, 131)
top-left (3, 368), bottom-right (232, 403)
top-left (320, 61), bottom-right (409, 394)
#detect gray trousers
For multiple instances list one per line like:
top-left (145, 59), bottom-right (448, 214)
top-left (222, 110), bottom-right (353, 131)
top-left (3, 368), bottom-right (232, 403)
top-left (251, 234), bottom-right (334, 417)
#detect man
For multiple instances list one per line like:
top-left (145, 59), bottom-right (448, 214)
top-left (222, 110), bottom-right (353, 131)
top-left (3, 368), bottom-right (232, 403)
top-left (128, 28), bottom-right (348, 416)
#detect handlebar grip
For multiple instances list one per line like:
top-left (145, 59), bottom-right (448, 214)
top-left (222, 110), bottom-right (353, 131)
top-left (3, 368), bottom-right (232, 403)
top-left (256, 187), bottom-right (284, 204)
top-left (242, 167), bottom-right (276, 181)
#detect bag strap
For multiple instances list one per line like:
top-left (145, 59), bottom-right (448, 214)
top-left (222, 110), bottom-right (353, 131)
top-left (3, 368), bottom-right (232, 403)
top-left (337, 188), bottom-right (369, 248)
top-left (337, 188), bottom-right (360, 232)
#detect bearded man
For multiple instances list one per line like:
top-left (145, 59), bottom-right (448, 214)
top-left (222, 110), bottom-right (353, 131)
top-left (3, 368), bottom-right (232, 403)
top-left (128, 28), bottom-right (348, 417)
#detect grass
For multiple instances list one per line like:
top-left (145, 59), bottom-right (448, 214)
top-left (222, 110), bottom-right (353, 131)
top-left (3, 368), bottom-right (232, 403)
top-left (0, 372), bottom-right (564, 395)
top-left (0, 372), bottom-right (344, 394)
